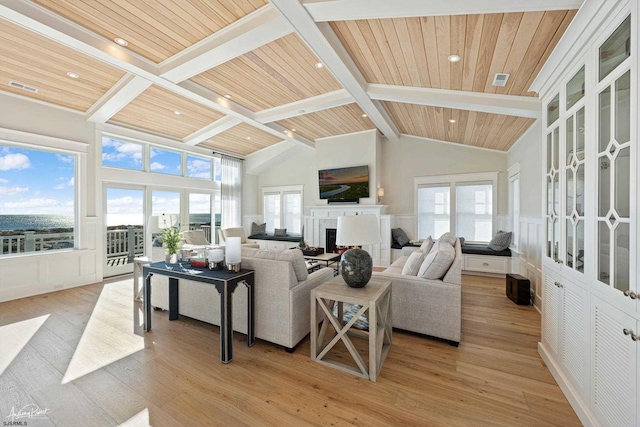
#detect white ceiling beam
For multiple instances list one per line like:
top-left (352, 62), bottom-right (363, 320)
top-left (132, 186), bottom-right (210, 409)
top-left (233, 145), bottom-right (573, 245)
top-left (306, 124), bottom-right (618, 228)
top-left (367, 84), bottom-right (541, 119)
top-left (183, 116), bottom-right (242, 146)
top-left (86, 75), bottom-right (152, 123)
top-left (0, 0), bottom-right (312, 150)
top-left (270, 0), bottom-right (400, 140)
top-left (255, 89), bottom-right (353, 123)
top-left (159, 5), bottom-right (293, 83)
top-left (303, 0), bottom-right (584, 22)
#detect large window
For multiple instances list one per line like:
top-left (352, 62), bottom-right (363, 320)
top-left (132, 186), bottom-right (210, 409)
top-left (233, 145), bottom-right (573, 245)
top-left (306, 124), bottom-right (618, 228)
top-left (102, 137), bottom-right (143, 170)
top-left (150, 147), bottom-right (181, 176)
top-left (0, 144), bottom-right (76, 255)
top-left (415, 173), bottom-right (498, 243)
top-left (262, 186), bottom-right (303, 234)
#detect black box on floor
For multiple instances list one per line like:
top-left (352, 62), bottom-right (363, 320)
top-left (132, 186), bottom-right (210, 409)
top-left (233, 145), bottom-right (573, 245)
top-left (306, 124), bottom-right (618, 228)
top-left (506, 273), bottom-right (531, 305)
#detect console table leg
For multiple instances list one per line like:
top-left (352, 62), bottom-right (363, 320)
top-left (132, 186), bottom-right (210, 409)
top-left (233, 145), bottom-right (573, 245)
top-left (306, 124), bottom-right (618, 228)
top-left (144, 273), bottom-right (152, 331)
top-left (220, 282), bottom-right (233, 363)
top-left (168, 278), bottom-right (179, 321)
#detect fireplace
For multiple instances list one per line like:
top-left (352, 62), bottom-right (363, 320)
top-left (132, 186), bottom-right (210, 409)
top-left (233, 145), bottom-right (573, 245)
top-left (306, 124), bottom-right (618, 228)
top-left (326, 228), bottom-right (337, 253)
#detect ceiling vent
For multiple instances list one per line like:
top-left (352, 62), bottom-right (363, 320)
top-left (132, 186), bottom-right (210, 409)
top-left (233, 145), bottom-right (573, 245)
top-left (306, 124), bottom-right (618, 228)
top-left (492, 73), bottom-right (510, 87)
top-left (9, 81), bottom-right (38, 93)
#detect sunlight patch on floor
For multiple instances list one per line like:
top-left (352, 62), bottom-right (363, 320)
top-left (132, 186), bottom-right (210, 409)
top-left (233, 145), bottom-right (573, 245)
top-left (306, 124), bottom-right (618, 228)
top-left (62, 279), bottom-right (144, 384)
top-left (118, 408), bottom-right (150, 426)
top-left (0, 314), bottom-right (49, 376)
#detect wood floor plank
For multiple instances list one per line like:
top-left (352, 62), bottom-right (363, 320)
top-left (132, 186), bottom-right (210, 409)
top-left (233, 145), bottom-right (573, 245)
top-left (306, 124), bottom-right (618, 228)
top-left (0, 274), bottom-right (581, 426)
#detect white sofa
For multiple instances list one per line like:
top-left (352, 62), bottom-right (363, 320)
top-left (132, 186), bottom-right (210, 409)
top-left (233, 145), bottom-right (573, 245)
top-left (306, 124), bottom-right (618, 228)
top-left (150, 247), bottom-right (334, 350)
top-left (373, 239), bottom-right (462, 345)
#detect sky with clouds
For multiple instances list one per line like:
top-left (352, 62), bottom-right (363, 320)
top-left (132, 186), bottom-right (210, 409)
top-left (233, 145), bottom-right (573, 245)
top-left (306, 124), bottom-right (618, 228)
top-left (0, 146), bottom-right (74, 215)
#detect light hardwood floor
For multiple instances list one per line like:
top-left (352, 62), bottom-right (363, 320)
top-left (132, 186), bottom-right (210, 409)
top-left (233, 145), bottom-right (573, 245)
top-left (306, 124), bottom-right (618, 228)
top-left (0, 274), bottom-right (581, 426)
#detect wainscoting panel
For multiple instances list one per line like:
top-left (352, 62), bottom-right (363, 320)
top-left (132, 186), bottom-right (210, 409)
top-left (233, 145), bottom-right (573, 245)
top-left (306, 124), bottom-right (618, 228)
top-left (513, 216), bottom-right (543, 310)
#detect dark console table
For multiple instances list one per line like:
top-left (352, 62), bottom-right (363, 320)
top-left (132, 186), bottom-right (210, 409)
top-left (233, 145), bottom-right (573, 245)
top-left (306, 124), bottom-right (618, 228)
top-left (142, 262), bottom-right (255, 363)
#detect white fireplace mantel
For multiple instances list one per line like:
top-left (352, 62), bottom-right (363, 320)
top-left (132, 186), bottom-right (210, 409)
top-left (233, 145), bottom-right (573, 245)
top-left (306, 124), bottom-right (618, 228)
top-left (304, 205), bottom-right (391, 267)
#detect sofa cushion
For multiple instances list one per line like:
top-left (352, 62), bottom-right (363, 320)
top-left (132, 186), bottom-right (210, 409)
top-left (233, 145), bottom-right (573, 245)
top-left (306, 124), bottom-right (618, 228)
top-left (251, 222), bottom-right (266, 236)
top-left (391, 228), bottom-right (410, 247)
top-left (274, 228), bottom-right (287, 237)
top-left (241, 247), bottom-right (308, 282)
top-left (488, 231), bottom-right (512, 251)
top-left (419, 236), bottom-right (434, 253)
top-left (418, 240), bottom-right (455, 279)
top-left (401, 250), bottom-right (425, 276)
top-left (183, 230), bottom-right (209, 245)
top-left (437, 232), bottom-right (456, 246)
top-left (224, 227), bottom-right (247, 243)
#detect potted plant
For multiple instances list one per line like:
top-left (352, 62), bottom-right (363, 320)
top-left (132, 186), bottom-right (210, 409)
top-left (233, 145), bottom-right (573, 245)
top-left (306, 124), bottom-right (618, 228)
top-left (162, 227), bottom-right (181, 264)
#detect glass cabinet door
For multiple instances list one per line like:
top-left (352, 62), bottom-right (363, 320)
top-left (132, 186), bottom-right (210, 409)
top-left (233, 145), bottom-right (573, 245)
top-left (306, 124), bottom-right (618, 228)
top-left (565, 108), bottom-right (585, 273)
top-left (596, 16), bottom-right (632, 293)
top-left (546, 107), bottom-right (561, 261)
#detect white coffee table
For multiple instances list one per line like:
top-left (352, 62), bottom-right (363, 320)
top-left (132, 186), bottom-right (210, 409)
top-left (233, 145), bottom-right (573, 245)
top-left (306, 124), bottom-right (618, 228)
top-left (311, 276), bottom-right (392, 382)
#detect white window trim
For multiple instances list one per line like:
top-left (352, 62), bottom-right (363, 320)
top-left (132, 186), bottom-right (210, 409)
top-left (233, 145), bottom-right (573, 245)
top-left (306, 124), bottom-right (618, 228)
top-left (261, 185), bottom-right (304, 234)
top-left (414, 172), bottom-right (499, 240)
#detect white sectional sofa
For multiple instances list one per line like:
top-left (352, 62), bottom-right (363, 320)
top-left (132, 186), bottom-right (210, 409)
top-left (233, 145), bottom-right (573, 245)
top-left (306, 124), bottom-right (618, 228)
top-left (150, 247), bottom-right (334, 351)
top-left (373, 238), bottom-right (463, 345)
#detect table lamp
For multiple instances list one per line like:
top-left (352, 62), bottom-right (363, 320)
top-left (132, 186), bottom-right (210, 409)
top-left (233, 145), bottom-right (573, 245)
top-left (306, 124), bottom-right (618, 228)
top-left (336, 214), bottom-right (381, 288)
top-left (225, 236), bottom-right (242, 272)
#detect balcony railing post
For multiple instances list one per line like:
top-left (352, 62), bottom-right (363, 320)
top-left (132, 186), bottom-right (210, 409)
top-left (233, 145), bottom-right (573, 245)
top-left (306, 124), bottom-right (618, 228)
top-left (127, 227), bottom-right (135, 262)
top-left (24, 231), bottom-right (35, 252)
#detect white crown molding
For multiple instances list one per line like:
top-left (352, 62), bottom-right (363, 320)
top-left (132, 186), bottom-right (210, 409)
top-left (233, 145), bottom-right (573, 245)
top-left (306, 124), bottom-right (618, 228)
top-left (397, 133), bottom-right (509, 154)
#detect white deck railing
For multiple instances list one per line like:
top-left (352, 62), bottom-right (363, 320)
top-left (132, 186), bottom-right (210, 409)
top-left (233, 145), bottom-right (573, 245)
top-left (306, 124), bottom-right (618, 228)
top-left (1, 224), bottom-right (214, 260)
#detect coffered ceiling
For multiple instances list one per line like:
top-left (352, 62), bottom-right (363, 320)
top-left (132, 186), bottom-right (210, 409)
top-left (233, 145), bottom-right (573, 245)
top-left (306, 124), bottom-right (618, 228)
top-left (0, 0), bottom-right (583, 157)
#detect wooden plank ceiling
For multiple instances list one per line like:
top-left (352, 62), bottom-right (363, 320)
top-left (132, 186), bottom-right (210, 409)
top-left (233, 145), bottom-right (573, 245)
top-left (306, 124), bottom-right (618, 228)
top-left (0, 18), bottom-right (125, 112)
top-left (191, 33), bottom-right (343, 111)
top-left (200, 123), bottom-right (283, 155)
top-left (277, 104), bottom-right (376, 141)
top-left (331, 11), bottom-right (576, 96)
top-left (31, 0), bottom-right (267, 63)
top-left (109, 85), bottom-right (224, 139)
top-left (384, 102), bottom-right (536, 151)
top-left (0, 3), bottom-right (581, 155)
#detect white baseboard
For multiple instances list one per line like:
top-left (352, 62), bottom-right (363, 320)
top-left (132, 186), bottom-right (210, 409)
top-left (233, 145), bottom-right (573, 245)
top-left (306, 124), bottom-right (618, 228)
top-left (538, 343), bottom-right (597, 427)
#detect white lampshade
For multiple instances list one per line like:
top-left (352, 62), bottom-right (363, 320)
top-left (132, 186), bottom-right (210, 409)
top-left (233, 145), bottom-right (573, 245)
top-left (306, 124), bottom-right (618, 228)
top-left (336, 215), bottom-right (381, 246)
top-left (208, 248), bottom-right (224, 262)
top-left (225, 237), bottom-right (242, 264)
top-left (377, 187), bottom-right (384, 197)
top-left (148, 215), bottom-right (163, 234)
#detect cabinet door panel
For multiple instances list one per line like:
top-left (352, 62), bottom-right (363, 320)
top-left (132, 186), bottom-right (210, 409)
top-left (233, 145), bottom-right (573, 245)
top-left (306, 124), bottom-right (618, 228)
top-left (592, 299), bottom-right (637, 427)
top-left (561, 282), bottom-right (587, 392)
top-left (543, 275), bottom-right (561, 355)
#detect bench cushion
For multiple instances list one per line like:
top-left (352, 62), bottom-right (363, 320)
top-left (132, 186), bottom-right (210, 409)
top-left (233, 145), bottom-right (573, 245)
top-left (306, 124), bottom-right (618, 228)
top-left (461, 245), bottom-right (511, 257)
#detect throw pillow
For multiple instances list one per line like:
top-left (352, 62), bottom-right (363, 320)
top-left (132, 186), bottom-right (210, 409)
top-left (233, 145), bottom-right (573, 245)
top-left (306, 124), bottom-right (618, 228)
top-left (391, 228), bottom-right (410, 247)
top-left (274, 228), bottom-right (287, 237)
top-left (419, 236), bottom-right (434, 253)
top-left (418, 240), bottom-right (455, 279)
top-left (488, 231), bottom-right (512, 251)
top-left (251, 222), bottom-right (266, 236)
top-left (459, 237), bottom-right (466, 246)
top-left (401, 250), bottom-right (425, 276)
top-left (437, 232), bottom-right (456, 246)
top-left (183, 230), bottom-right (209, 245)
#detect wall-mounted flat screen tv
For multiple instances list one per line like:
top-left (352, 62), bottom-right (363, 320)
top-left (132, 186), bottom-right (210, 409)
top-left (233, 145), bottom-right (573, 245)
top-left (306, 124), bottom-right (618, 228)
top-left (318, 165), bottom-right (369, 200)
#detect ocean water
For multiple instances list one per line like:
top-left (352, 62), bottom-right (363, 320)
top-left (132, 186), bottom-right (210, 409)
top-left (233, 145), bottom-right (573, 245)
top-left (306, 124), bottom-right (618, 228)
top-left (0, 215), bottom-right (74, 232)
top-left (0, 214), bottom-right (217, 232)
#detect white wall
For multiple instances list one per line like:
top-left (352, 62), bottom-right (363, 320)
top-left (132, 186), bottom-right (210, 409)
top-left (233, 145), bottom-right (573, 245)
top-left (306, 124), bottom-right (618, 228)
top-left (380, 134), bottom-right (508, 215)
top-left (507, 120), bottom-right (544, 309)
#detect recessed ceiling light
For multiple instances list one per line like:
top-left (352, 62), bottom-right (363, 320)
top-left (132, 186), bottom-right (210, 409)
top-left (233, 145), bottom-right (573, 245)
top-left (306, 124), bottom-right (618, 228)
top-left (315, 62), bottom-right (324, 69)
top-left (362, 114), bottom-right (368, 118)
top-left (114, 37), bottom-right (129, 46)
top-left (246, 136), bottom-right (251, 140)
top-left (174, 110), bottom-right (182, 115)
top-left (447, 54), bottom-right (461, 62)
top-left (66, 71), bottom-right (79, 79)
top-left (291, 128), bottom-right (296, 132)
top-left (449, 119), bottom-right (456, 123)
top-left (224, 94), bottom-right (232, 99)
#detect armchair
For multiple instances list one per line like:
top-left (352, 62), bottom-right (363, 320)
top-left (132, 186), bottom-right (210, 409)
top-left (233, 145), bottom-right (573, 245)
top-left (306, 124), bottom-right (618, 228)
top-left (218, 227), bottom-right (260, 248)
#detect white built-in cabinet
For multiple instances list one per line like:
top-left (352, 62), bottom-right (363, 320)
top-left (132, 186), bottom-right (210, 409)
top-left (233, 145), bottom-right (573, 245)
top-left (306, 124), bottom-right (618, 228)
top-left (538, 1), bottom-right (640, 425)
